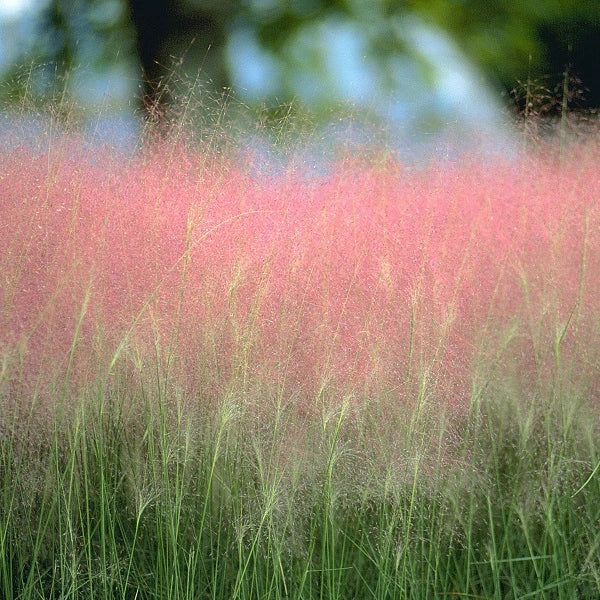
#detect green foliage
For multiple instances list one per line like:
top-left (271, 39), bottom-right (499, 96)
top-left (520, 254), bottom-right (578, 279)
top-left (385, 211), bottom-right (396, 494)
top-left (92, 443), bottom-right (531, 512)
top-left (1, 363), bottom-right (599, 599)
top-left (2, 0), bottom-right (598, 114)
top-left (407, 0), bottom-right (600, 106)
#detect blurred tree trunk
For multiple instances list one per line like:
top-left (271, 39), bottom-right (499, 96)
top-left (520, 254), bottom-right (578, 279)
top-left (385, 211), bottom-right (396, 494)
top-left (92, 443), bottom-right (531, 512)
top-left (127, 0), bottom-right (230, 128)
top-left (128, 0), bottom-right (171, 123)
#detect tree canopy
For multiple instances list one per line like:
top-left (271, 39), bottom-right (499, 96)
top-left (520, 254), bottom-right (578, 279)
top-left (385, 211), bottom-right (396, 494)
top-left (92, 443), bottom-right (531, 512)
top-left (1, 0), bottom-right (598, 121)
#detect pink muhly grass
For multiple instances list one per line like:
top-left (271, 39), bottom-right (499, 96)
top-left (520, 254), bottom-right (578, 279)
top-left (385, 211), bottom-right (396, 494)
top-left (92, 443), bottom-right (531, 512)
top-left (1, 133), bottom-right (599, 425)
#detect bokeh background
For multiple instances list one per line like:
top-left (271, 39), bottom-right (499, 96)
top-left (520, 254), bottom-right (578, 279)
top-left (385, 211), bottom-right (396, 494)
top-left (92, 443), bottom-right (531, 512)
top-left (1, 0), bottom-right (599, 158)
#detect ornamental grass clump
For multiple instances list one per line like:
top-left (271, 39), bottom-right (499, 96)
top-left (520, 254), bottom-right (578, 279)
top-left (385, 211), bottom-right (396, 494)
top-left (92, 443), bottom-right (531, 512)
top-left (0, 109), bottom-right (599, 599)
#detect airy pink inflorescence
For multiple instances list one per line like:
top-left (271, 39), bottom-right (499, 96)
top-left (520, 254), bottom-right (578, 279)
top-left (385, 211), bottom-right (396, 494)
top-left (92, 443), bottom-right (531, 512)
top-left (2, 138), bottom-right (599, 416)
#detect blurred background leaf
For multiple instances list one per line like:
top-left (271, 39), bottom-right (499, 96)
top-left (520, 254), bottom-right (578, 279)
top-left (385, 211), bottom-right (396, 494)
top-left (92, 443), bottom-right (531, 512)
top-left (0, 0), bottom-right (598, 153)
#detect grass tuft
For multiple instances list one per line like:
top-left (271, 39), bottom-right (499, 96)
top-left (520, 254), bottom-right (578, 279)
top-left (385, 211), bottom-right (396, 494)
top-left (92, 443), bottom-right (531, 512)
top-left (1, 102), bottom-right (599, 598)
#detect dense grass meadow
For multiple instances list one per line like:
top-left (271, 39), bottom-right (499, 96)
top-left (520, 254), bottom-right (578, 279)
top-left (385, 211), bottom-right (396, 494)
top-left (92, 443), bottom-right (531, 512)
top-left (1, 113), bottom-right (600, 599)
